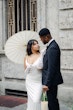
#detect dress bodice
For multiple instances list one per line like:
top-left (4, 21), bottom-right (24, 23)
top-left (25, 49), bottom-right (46, 82)
top-left (26, 54), bottom-right (43, 69)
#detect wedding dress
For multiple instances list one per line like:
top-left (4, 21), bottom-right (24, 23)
top-left (25, 50), bottom-right (45, 110)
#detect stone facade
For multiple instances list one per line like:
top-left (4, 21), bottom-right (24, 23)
top-left (58, 0), bottom-right (73, 104)
top-left (0, 0), bottom-right (73, 105)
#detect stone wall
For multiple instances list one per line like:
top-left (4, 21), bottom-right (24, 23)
top-left (0, 55), bottom-right (2, 95)
top-left (1, 55), bottom-right (26, 94)
top-left (37, 0), bottom-right (73, 104)
top-left (58, 0), bottom-right (73, 104)
top-left (0, 55), bottom-right (26, 95)
top-left (0, 0), bottom-right (3, 51)
top-left (0, 0), bottom-right (27, 95)
top-left (0, 0), bottom-right (3, 95)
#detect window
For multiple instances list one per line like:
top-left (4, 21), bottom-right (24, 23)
top-left (7, 0), bottom-right (37, 37)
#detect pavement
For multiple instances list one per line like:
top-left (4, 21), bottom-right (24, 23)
top-left (0, 103), bottom-right (72, 110)
top-left (0, 95), bottom-right (72, 110)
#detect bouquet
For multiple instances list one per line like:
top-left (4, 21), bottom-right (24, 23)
top-left (41, 92), bottom-right (48, 110)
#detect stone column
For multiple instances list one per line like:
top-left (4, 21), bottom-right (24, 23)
top-left (0, 0), bottom-right (3, 51)
top-left (0, 0), bottom-right (8, 95)
top-left (0, 55), bottom-right (2, 95)
top-left (0, 0), bottom-right (7, 52)
top-left (46, 0), bottom-right (59, 41)
top-left (0, 0), bottom-right (3, 95)
top-left (37, 0), bottom-right (59, 41)
top-left (37, 0), bottom-right (47, 32)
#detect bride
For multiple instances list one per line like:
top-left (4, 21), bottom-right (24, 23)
top-left (24, 39), bottom-right (45, 110)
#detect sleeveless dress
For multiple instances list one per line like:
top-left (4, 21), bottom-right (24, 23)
top-left (25, 51), bottom-right (45, 110)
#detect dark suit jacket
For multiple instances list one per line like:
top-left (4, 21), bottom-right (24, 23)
top-left (42, 40), bottom-right (63, 87)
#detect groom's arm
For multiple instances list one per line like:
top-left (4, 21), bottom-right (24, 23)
top-left (43, 46), bottom-right (60, 87)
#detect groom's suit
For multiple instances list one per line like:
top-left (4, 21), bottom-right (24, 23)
top-left (42, 39), bottom-right (63, 110)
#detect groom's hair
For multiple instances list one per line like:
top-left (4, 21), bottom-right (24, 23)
top-left (39, 28), bottom-right (51, 36)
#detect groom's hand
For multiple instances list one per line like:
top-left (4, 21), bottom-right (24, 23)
top-left (43, 85), bottom-right (49, 92)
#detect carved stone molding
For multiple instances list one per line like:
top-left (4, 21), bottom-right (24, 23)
top-left (8, 0), bottom-right (15, 37)
top-left (59, 0), bottom-right (73, 9)
top-left (31, 0), bottom-right (37, 31)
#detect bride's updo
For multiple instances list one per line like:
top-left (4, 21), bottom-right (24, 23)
top-left (26, 39), bottom-right (40, 55)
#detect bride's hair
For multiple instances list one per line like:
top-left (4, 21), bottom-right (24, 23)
top-left (26, 39), bottom-right (40, 55)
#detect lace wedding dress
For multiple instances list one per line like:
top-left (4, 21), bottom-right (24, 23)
top-left (25, 50), bottom-right (45, 110)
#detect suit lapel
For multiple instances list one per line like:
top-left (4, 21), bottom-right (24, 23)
top-left (43, 40), bottom-right (55, 64)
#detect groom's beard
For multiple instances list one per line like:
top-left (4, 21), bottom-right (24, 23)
top-left (43, 41), bottom-right (48, 44)
top-left (43, 42), bottom-right (47, 44)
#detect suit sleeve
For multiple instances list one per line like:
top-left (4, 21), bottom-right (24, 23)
top-left (43, 47), bottom-right (60, 87)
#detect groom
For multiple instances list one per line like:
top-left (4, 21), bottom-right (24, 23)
top-left (39, 28), bottom-right (63, 110)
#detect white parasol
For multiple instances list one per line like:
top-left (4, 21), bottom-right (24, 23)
top-left (4, 30), bottom-right (43, 64)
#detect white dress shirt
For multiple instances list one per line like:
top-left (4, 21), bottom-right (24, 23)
top-left (41, 38), bottom-right (54, 55)
top-left (46, 38), bottom-right (54, 47)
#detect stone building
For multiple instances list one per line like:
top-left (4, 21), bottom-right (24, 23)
top-left (0, 0), bottom-right (73, 105)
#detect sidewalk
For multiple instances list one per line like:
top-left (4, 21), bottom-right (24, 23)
top-left (0, 103), bottom-right (72, 110)
top-left (0, 95), bottom-right (72, 110)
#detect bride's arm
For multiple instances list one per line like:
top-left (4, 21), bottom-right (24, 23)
top-left (24, 56), bottom-right (27, 69)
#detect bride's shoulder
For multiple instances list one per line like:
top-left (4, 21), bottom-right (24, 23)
top-left (24, 55), bottom-right (28, 61)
